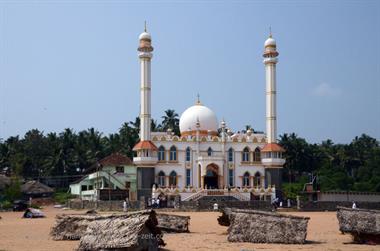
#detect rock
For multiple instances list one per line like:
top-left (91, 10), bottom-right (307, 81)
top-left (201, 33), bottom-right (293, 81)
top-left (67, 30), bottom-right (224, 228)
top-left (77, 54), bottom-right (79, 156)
top-left (157, 213), bottom-right (190, 233)
top-left (337, 206), bottom-right (380, 244)
top-left (227, 209), bottom-right (309, 244)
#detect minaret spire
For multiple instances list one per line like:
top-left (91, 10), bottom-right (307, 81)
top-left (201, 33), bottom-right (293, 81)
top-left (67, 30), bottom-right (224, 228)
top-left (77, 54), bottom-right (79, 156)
top-left (269, 26), bottom-right (272, 38)
top-left (196, 93), bottom-right (201, 105)
top-left (144, 21), bottom-right (147, 32)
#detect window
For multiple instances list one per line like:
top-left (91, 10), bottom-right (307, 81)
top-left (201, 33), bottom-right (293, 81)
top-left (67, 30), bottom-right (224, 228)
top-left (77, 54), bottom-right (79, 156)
top-left (186, 147), bottom-right (191, 162)
top-left (254, 172), bottom-right (261, 187)
top-left (228, 148), bottom-right (234, 162)
top-left (207, 147), bottom-right (213, 156)
top-left (242, 147), bottom-right (250, 162)
top-left (243, 172), bottom-right (250, 187)
top-left (158, 146), bottom-right (165, 161)
top-left (88, 185), bottom-right (93, 190)
top-left (253, 148), bottom-right (261, 162)
top-left (186, 169), bottom-right (191, 186)
top-left (170, 146), bottom-right (177, 161)
top-left (81, 185), bottom-right (88, 191)
top-left (169, 171), bottom-right (177, 186)
top-left (116, 166), bottom-right (124, 173)
top-left (158, 171), bottom-right (166, 187)
top-left (228, 169), bottom-right (234, 187)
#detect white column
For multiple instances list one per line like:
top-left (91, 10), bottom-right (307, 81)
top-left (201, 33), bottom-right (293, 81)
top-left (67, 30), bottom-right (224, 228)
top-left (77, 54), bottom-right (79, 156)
top-left (264, 57), bottom-right (278, 143)
top-left (139, 54), bottom-right (152, 141)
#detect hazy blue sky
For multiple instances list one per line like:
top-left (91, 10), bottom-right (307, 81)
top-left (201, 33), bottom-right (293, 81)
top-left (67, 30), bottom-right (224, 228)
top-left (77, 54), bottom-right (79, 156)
top-left (0, 0), bottom-right (379, 143)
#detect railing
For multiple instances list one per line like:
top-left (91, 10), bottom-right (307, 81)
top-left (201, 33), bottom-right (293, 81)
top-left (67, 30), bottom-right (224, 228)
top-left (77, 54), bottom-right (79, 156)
top-left (183, 189), bottom-right (251, 201)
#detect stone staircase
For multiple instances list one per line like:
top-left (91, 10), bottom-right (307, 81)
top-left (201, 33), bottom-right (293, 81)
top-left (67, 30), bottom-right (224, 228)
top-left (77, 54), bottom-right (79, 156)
top-left (183, 189), bottom-right (250, 202)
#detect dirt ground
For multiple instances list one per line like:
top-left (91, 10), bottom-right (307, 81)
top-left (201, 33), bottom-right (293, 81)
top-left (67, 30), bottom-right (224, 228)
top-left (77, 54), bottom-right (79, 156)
top-left (0, 207), bottom-right (378, 251)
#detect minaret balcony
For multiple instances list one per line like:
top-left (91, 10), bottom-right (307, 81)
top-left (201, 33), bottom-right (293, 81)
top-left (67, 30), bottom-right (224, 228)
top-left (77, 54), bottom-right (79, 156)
top-left (261, 157), bottom-right (285, 167)
top-left (133, 156), bottom-right (158, 166)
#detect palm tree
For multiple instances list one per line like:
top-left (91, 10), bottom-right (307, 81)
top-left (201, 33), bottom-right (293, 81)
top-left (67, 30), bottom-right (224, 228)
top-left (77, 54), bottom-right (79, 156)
top-left (161, 109), bottom-right (180, 135)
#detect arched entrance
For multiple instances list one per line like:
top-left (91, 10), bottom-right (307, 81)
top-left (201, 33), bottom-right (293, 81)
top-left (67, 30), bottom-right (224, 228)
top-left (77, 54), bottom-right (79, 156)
top-left (204, 164), bottom-right (219, 189)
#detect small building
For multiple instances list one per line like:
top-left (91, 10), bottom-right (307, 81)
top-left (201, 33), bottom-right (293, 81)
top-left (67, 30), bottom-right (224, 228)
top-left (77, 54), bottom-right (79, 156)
top-left (21, 180), bottom-right (54, 198)
top-left (70, 153), bottom-right (137, 201)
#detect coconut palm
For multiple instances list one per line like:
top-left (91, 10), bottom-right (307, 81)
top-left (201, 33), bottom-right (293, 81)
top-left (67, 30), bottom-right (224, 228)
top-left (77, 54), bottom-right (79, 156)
top-left (161, 109), bottom-right (180, 135)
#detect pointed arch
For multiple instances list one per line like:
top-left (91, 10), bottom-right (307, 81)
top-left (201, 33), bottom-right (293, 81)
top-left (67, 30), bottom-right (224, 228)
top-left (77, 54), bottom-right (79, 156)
top-left (243, 171), bottom-right (250, 187)
top-left (242, 147), bottom-right (250, 162)
top-left (169, 170), bottom-right (177, 186)
top-left (169, 145), bottom-right (177, 161)
top-left (158, 171), bottom-right (166, 187)
top-left (254, 171), bottom-right (261, 187)
top-left (207, 147), bottom-right (213, 156)
top-left (186, 147), bottom-right (191, 161)
top-left (253, 147), bottom-right (261, 162)
top-left (158, 146), bottom-right (165, 161)
top-left (228, 147), bottom-right (234, 162)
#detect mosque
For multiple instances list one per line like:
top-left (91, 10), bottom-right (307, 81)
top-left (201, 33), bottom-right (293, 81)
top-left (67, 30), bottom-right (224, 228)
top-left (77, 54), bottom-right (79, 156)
top-left (133, 27), bottom-right (285, 202)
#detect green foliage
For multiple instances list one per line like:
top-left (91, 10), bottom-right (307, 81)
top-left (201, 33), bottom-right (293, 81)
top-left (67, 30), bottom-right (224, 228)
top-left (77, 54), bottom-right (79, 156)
top-left (0, 110), bottom-right (178, 181)
top-left (53, 192), bottom-right (76, 204)
top-left (4, 176), bottom-right (21, 201)
top-left (0, 200), bottom-right (13, 209)
top-left (279, 133), bottom-right (380, 193)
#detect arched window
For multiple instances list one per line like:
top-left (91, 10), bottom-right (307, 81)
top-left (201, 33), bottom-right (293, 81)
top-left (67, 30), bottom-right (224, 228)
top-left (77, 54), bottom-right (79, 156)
top-left (169, 171), bottom-right (177, 186)
top-left (170, 146), bottom-right (177, 161)
top-left (186, 147), bottom-right (191, 162)
top-left (207, 147), bottom-right (213, 156)
top-left (158, 171), bottom-right (166, 187)
top-left (228, 148), bottom-right (234, 162)
top-left (243, 172), bottom-right (250, 187)
top-left (254, 172), bottom-right (261, 187)
top-left (242, 147), bottom-right (250, 162)
top-left (158, 146), bottom-right (165, 161)
top-left (254, 147), bottom-right (261, 162)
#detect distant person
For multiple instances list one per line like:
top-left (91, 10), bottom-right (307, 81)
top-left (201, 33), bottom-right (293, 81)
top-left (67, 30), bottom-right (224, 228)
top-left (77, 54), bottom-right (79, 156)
top-left (352, 201), bottom-right (357, 209)
top-left (123, 199), bottom-right (128, 212)
top-left (156, 198), bottom-right (160, 208)
top-left (271, 197), bottom-right (278, 210)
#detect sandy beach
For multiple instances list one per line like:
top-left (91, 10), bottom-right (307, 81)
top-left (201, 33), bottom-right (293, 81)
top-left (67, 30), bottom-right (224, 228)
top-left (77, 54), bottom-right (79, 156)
top-left (0, 207), bottom-right (378, 251)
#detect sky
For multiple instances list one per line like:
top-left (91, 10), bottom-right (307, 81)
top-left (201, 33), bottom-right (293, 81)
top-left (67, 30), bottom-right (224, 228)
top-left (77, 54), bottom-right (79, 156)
top-left (0, 0), bottom-right (379, 144)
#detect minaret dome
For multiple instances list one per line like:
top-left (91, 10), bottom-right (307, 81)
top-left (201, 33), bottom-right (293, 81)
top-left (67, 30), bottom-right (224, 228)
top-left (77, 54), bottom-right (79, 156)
top-left (263, 34), bottom-right (279, 58)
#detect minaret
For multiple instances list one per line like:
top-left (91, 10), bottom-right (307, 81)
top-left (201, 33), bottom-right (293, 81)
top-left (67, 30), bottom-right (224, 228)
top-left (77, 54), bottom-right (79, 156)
top-left (138, 23), bottom-right (153, 142)
top-left (261, 31), bottom-right (285, 193)
top-left (263, 31), bottom-right (278, 144)
top-left (133, 24), bottom-right (158, 199)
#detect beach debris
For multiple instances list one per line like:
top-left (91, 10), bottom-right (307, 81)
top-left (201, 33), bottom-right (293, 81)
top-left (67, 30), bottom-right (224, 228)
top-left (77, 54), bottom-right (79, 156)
top-left (77, 210), bottom-right (165, 251)
top-left (85, 209), bottom-right (97, 215)
top-left (156, 213), bottom-right (190, 233)
top-left (51, 214), bottom-right (105, 240)
top-left (23, 208), bottom-right (45, 218)
top-left (227, 209), bottom-right (309, 244)
top-left (217, 207), bottom-right (233, 226)
top-left (337, 206), bottom-right (380, 244)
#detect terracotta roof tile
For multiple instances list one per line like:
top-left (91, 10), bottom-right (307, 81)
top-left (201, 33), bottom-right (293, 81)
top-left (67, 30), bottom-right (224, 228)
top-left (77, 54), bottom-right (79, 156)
top-left (99, 153), bottom-right (133, 166)
top-left (133, 140), bottom-right (158, 151)
top-left (261, 143), bottom-right (285, 152)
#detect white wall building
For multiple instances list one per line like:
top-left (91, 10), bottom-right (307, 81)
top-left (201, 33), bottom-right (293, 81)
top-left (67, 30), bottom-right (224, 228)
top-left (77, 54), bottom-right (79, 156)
top-left (133, 27), bottom-right (285, 201)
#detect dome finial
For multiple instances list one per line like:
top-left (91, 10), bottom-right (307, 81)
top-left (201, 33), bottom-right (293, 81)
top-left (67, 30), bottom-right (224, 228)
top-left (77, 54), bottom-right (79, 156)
top-left (196, 93), bottom-right (202, 105)
top-left (144, 21), bottom-right (147, 32)
top-left (269, 26), bottom-right (272, 38)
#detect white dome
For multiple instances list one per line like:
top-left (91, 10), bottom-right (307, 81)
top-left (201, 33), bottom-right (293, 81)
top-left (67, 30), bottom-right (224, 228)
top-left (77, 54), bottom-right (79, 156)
top-left (139, 32), bottom-right (151, 40)
top-left (179, 104), bottom-right (218, 135)
top-left (264, 37), bottom-right (276, 47)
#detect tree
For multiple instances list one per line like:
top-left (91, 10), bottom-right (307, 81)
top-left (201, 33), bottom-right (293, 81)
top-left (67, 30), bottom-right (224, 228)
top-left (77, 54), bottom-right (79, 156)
top-left (161, 109), bottom-right (180, 135)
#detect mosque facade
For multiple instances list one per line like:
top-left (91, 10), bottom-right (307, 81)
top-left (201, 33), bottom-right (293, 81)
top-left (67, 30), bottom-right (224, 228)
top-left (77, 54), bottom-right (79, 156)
top-left (133, 27), bottom-right (285, 201)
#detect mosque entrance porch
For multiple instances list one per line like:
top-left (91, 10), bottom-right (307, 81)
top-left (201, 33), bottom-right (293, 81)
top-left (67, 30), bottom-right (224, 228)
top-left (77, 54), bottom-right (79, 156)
top-left (203, 164), bottom-right (219, 189)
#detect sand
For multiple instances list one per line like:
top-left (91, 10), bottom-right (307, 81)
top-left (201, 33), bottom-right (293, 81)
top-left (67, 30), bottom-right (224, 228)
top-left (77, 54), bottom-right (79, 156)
top-left (0, 207), bottom-right (378, 251)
